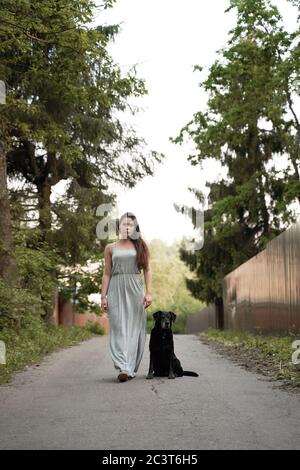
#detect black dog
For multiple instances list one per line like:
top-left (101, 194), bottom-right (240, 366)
top-left (146, 311), bottom-right (199, 379)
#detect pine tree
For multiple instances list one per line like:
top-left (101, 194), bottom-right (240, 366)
top-left (171, 0), bottom-right (300, 305)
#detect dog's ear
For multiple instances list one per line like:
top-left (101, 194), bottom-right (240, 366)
top-left (169, 311), bottom-right (176, 322)
top-left (153, 311), bottom-right (162, 321)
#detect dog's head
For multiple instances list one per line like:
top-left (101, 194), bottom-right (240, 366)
top-left (152, 310), bottom-right (176, 330)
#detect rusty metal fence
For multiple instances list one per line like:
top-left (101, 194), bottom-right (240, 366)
top-left (186, 219), bottom-right (300, 334)
top-left (222, 219), bottom-right (300, 334)
top-left (186, 303), bottom-right (217, 333)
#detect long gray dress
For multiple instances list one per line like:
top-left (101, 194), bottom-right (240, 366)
top-left (107, 246), bottom-right (147, 378)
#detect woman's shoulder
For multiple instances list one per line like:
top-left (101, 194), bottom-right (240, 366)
top-left (105, 242), bottom-right (116, 255)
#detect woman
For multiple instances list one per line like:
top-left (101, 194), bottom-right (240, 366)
top-left (101, 212), bottom-right (152, 382)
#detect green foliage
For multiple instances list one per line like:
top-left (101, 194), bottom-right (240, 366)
top-left (0, 0), bottom-right (164, 327)
top-left (0, 278), bottom-right (42, 330)
top-left (2, 0), bottom-right (164, 200)
top-left (15, 235), bottom-right (62, 320)
top-left (146, 240), bottom-right (204, 315)
top-left (0, 312), bottom-right (95, 384)
top-left (144, 240), bottom-right (204, 334)
top-left (201, 328), bottom-right (300, 386)
top-left (171, 311), bottom-right (190, 334)
top-left (171, 0), bottom-right (300, 304)
top-left (84, 321), bottom-right (105, 335)
top-left (58, 267), bottom-right (102, 315)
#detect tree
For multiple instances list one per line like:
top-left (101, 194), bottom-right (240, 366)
top-left (171, 0), bottom-right (300, 304)
top-left (0, 117), bottom-right (19, 285)
top-left (0, 0), bottom-right (165, 320)
top-left (2, 0), bottom-right (163, 242)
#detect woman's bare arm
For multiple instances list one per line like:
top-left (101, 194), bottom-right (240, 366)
top-left (143, 243), bottom-right (152, 295)
top-left (101, 244), bottom-right (113, 298)
top-left (143, 264), bottom-right (152, 295)
top-left (143, 262), bottom-right (152, 308)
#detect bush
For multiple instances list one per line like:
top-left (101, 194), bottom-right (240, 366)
top-left (84, 321), bottom-right (105, 335)
top-left (0, 278), bottom-right (43, 330)
top-left (0, 312), bottom-right (95, 384)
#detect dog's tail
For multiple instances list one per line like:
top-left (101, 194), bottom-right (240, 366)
top-left (183, 370), bottom-right (199, 377)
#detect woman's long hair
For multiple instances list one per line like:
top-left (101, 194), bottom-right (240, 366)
top-left (117, 212), bottom-right (150, 272)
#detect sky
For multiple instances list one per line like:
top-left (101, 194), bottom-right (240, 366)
top-left (86, 0), bottom-right (299, 246)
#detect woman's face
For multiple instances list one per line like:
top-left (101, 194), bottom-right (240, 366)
top-left (119, 217), bottom-right (136, 239)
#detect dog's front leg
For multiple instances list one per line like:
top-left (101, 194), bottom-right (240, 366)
top-left (168, 353), bottom-right (175, 379)
top-left (146, 353), bottom-right (154, 379)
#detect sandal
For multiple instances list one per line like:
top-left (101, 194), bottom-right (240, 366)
top-left (118, 371), bottom-right (128, 382)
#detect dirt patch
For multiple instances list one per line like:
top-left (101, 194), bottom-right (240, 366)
top-left (199, 334), bottom-right (300, 396)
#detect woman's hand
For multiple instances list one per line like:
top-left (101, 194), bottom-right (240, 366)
top-left (101, 296), bottom-right (108, 315)
top-left (143, 292), bottom-right (152, 309)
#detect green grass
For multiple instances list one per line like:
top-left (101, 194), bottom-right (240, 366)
top-left (200, 328), bottom-right (300, 387)
top-left (0, 314), bottom-right (104, 385)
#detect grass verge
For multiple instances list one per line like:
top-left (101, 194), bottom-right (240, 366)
top-left (199, 328), bottom-right (300, 390)
top-left (0, 314), bottom-right (104, 385)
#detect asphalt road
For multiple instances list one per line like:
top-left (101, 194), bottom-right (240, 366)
top-left (0, 334), bottom-right (299, 450)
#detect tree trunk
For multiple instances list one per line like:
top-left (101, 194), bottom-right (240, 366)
top-left (215, 296), bottom-right (224, 330)
top-left (0, 126), bottom-right (19, 287)
top-left (37, 178), bottom-right (52, 242)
